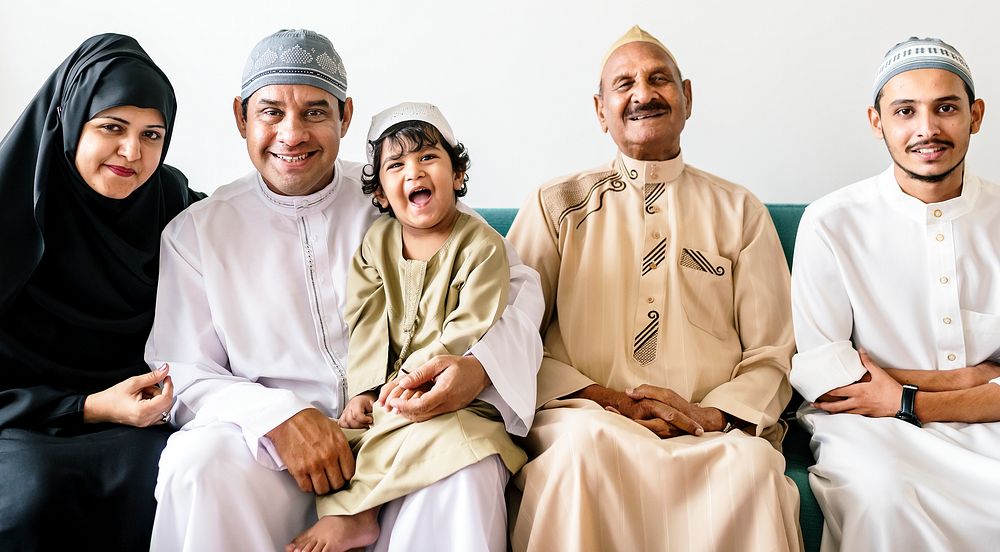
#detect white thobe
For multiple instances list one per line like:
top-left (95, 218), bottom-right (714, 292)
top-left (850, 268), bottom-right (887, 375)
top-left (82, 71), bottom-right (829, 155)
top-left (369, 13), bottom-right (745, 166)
top-left (146, 159), bottom-right (543, 551)
top-left (791, 166), bottom-right (1000, 551)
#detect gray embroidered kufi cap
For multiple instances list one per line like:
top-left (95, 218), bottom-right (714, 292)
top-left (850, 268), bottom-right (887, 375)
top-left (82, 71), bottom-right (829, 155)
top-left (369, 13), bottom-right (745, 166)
top-left (366, 102), bottom-right (458, 165)
top-left (241, 29), bottom-right (347, 101)
top-left (873, 37), bottom-right (973, 105)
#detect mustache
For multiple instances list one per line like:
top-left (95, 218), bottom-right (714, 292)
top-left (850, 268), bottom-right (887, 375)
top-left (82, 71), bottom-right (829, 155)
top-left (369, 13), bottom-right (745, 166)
top-left (626, 100), bottom-right (671, 118)
top-left (906, 139), bottom-right (954, 152)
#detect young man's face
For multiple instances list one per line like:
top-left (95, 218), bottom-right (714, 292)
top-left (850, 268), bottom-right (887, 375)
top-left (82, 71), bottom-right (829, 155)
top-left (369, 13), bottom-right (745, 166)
top-left (594, 42), bottom-right (692, 162)
top-left (234, 84), bottom-right (353, 196)
top-left (869, 68), bottom-right (984, 184)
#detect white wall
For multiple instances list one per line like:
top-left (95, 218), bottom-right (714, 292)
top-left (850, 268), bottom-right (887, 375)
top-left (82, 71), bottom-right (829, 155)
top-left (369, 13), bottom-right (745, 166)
top-left (3, 0), bottom-right (997, 206)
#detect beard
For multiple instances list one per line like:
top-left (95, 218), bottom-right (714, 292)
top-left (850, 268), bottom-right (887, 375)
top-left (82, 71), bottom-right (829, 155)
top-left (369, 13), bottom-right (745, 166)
top-left (885, 138), bottom-right (965, 183)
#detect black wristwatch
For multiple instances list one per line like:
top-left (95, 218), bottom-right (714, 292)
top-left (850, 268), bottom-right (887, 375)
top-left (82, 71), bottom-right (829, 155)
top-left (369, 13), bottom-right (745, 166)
top-left (894, 384), bottom-right (922, 427)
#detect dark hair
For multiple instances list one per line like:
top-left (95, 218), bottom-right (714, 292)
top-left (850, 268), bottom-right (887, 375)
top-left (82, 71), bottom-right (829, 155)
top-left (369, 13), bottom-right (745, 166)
top-left (240, 96), bottom-right (346, 120)
top-left (361, 120), bottom-right (470, 216)
top-left (874, 81), bottom-right (975, 113)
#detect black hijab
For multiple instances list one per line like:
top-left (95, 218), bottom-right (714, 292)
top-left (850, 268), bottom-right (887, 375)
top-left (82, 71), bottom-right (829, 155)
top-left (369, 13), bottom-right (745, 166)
top-left (0, 33), bottom-right (200, 399)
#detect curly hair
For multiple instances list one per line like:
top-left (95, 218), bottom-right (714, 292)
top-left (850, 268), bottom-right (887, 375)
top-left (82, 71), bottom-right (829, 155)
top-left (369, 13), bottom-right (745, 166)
top-left (361, 120), bottom-right (470, 216)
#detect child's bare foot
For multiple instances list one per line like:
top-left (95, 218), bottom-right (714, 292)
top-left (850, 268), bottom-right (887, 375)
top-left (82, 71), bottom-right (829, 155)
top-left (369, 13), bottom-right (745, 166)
top-left (286, 508), bottom-right (379, 552)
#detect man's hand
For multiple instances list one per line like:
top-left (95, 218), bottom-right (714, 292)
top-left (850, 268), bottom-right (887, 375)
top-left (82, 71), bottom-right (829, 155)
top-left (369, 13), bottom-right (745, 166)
top-left (382, 355), bottom-right (490, 422)
top-left (812, 351), bottom-right (902, 417)
top-left (83, 364), bottom-right (174, 427)
top-left (625, 385), bottom-right (727, 433)
top-left (266, 408), bottom-right (355, 495)
top-left (574, 384), bottom-right (705, 438)
top-left (339, 392), bottom-right (376, 429)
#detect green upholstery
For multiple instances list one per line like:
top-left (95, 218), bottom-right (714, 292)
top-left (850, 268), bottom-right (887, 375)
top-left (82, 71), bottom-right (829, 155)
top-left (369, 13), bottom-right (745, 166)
top-left (476, 205), bottom-right (822, 552)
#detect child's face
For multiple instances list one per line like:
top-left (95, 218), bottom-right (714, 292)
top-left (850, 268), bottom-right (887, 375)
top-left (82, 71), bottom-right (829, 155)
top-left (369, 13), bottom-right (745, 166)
top-left (375, 139), bottom-right (464, 231)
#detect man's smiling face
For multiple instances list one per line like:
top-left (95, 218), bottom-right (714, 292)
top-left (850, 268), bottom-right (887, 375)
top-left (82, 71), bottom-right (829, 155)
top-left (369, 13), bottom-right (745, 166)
top-left (235, 84), bottom-right (353, 196)
top-left (594, 41), bottom-right (692, 161)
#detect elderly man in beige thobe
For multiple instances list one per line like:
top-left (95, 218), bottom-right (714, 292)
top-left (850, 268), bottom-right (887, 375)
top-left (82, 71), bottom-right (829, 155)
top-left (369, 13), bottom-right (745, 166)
top-left (507, 26), bottom-right (802, 552)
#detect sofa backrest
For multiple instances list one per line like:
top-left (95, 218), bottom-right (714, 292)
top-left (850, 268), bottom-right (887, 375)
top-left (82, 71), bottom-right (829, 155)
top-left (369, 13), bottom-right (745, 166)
top-left (476, 204), bottom-right (806, 269)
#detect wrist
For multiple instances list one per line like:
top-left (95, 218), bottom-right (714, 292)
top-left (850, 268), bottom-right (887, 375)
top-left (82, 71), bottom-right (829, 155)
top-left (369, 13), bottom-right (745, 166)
top-left (82, 393), bottom-right (107, 424)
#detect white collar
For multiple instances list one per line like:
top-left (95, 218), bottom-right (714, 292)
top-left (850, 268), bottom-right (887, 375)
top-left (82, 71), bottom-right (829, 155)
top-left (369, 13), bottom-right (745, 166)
top-left (255, 158), bottom-right (344, 216)
top-left (877, 164), bottom-right (979, 224)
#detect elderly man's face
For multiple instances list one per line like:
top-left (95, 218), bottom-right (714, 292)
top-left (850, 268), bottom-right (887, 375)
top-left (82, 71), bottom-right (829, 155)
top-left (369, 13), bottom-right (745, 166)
top-left (234, 84), bottom-right (353, 196)
top-left (869, 69), bottom-right (984, 186)
top-left (595, 42), bottom-right (692, 161)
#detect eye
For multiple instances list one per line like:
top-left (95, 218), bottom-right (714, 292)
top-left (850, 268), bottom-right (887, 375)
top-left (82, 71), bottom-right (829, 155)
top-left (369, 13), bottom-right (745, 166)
top-left (615, 80), bottom-right (633, 91)
top-left (305, 109), bottom-right (327, 119)
top-left (385, 161), bottom-right (403, 170)
top-left (894, 107), bottom-right (913, 117)
top-left (938, 104), bottom-right (958, 113)
top-left (99, 123), bottom-right (123, 133)
top-left (143, 130), bottom-right (163, 140)
top-left (261, 108), bottom-right (282, 118)
top-left (420, 153), bottom-right (439, 161)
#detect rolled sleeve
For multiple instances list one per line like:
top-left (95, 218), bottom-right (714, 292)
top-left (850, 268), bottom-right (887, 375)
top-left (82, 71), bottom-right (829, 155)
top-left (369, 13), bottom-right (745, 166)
top-left (790, 341), bottom-right (867, 401)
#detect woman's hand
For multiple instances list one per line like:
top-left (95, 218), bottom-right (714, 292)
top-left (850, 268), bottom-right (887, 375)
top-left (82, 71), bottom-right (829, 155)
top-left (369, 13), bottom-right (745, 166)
top-left (83, 364), bottom-right (174, 427)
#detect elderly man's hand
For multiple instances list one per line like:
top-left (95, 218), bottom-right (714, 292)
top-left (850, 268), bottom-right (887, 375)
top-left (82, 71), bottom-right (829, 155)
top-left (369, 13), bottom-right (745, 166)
top-left (266, 408), bottom-right (355, 495)
top-left (575, 384), bottom-right (706, 438)
top-left (383, 354), bottom-right (490, 422)
top-left (624, 385), bottom-right (727, 433)
top-left (812, 351), bottom-right (902, 417)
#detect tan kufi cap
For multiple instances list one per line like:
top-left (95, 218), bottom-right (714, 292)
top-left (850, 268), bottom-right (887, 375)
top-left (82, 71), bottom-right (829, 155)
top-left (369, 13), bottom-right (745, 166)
top-left (601, 25), bottom-right (677, 72)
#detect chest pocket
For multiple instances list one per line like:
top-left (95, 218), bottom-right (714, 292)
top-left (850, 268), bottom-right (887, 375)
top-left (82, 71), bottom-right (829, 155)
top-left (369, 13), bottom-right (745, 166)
top-left (678, 248), bottom-right (734, 340)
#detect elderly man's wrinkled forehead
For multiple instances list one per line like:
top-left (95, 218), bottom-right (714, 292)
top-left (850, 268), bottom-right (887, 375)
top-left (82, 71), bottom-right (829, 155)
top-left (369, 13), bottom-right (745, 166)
top-left (599, 42), bottom-right (682, 92)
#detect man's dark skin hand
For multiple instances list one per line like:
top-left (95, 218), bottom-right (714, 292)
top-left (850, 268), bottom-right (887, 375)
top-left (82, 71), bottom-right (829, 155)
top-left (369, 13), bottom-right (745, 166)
top-left (571, 383), bottom-right (732, 438)
top-left (266, 408), bottom-right (355, 495)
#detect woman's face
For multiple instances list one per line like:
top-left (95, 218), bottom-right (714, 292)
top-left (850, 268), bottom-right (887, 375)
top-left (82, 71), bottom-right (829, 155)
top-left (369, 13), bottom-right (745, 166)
top-left (74, 105), bottom-right (166, 198)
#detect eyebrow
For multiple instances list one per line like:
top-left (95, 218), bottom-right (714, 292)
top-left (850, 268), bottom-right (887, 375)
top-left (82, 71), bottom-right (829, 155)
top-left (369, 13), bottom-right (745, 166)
top-left (257, 98), bottom-right (331, 109)
top-left (889, 95), bottom-right (964, 106)
top-left (93, 115), bottom-right (166, 129)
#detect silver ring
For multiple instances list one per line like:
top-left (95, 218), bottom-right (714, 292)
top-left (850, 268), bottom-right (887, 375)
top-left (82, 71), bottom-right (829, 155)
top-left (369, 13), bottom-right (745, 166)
top-left (161, 411), bottom-right (170, 423)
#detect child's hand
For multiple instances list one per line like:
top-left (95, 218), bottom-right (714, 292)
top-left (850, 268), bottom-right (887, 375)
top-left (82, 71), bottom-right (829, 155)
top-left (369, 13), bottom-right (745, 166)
top-left (379, 377), bottom-right (434, 413)
top-left (339, 392), bottom-right (375, 429)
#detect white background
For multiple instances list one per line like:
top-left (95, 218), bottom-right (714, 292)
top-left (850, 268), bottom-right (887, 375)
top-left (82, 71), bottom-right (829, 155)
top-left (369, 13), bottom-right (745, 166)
top-left (2, 0), bottom-right (997, 207)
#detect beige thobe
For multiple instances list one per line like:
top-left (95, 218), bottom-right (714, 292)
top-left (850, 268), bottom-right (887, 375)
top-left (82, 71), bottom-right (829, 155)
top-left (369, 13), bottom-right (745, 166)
top-left (508, 153), bottom-right (801, 552)
top-left (317, 213), bottom-right (527, 516)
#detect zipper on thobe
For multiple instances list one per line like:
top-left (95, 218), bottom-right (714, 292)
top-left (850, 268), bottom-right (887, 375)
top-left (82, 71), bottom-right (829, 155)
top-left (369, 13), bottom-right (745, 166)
top-left (299, 216), bottom-right (349, 407)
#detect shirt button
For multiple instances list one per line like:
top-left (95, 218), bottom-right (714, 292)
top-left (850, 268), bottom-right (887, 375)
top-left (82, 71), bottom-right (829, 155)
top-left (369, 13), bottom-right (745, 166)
top-left (940, 276), bottom-right (949, 284)
top-left (947, 353), bottom-right (957, 361)
top-left (649, 206), bottom-right (660, 214)
top-left (935, 234), bottom-right (945, 242)
top-left (943, 316), bottom-right (952, 325)
top-left (933, 209), bottom-right (942, 217)
top-left (646, 296), bottom-right (655, 304)
top-left (649, 262), bottom-right (658, 271)
top-left (652, 232), bottom-right (661, 240)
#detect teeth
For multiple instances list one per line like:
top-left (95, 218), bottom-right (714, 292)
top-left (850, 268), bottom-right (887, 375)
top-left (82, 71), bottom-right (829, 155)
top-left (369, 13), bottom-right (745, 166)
top-left (275, 153), bottom-right (308, 162)
top-left (915, 148), bottom-right (942, 154)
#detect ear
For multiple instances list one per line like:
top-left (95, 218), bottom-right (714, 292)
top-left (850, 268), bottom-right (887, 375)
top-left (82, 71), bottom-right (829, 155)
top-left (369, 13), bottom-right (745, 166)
top-left (233, 97), bottom-right (247, 139)
top-left (867, 106), bottom-right (884, 139)
top-left (340, 97), bottom-right (355, 137)
top-left (453, 171), bottom-right (466, 191)
top-left (594, 93), bottom-right (609, 133)
top-left (373, 186), bottom-right (389, 208)
top-left (682, 79), bottom-right (693, 119)
top-left (970, 98), bottom-right (986, 135)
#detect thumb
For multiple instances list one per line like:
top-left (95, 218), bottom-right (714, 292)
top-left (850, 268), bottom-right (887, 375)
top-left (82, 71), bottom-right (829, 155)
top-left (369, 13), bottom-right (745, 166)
top-left (132, 363), bottom-right (169, 389)
top-left (398, 358), bottom-right (445, 390)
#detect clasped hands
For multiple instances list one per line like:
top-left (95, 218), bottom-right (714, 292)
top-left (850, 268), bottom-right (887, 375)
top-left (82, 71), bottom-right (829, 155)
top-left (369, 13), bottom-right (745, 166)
top-left (585, 384), bottom-right (728, 438)
top-left (269, 354), bottom-right (490, 494)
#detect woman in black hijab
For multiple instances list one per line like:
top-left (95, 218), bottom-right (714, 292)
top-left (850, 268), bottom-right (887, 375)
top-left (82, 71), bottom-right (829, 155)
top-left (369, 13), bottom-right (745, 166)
top-left (0, 33), bottom-right (203, 549)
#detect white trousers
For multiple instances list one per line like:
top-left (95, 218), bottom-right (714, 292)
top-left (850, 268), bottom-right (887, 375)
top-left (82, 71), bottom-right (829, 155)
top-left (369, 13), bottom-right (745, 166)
top-left (151, 422), bottom-right (509, 552)
top-left (800, 406), bottom-right (1000, 552)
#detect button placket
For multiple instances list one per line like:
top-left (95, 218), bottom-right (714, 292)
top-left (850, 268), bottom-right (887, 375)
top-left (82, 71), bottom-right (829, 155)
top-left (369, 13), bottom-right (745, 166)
top-left (928, 219), bottom-right (965, 367)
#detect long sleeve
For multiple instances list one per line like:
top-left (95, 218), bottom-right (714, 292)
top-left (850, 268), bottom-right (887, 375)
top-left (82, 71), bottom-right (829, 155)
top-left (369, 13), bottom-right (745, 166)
top-left (345, 237), bottom-right (390, 398)
top-left (698, 200), bottom-right (795, 432)
top-left (788, 208), bottom-right (866, 401)
top-left (459, 204), bottom-right (544, 437)
top-left (145, 213), bottom-right (313, 468)
top-left (0, 385), bottom-right (85, 432)
top-left (507, 189), bottom-right (597, 406)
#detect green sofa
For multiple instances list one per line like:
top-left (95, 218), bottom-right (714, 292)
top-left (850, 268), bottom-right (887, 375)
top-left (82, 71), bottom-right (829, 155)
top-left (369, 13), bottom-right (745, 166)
top-left (476, 205), bottom-right (822, 552)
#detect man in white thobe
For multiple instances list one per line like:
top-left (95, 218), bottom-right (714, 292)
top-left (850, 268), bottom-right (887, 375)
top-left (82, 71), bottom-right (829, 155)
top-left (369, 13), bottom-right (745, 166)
top-left (791, 36), bottom-right (1000, 551)
top-left (145, 29), bottom-right (543, 552)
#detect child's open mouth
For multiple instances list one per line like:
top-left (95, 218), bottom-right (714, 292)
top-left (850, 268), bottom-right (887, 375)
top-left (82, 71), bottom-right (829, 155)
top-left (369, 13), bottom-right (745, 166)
top-left (408, 187), bottom-right (432, 206)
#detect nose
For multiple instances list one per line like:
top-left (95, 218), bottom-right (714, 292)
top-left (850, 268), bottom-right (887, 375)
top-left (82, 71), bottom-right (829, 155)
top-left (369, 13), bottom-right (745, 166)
top-left (403, 159), bottom-right (425, 180)
top-left (631, 78), bottom-right (657, 104)
top-left (915, 109), bottom-right (941, 139)
top-left (277, 115), bottom-right (307, 146)
top-left (118, 134), bottom-right (141, 162)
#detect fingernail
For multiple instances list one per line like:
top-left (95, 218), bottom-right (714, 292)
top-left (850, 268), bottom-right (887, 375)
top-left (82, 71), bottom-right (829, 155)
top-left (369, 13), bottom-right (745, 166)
top-left (695, 428), bottom-right (704, 436)
top-left (158, 363), bottom-right (168, 372)
top-left (625, 387), bottom-right (634, 394)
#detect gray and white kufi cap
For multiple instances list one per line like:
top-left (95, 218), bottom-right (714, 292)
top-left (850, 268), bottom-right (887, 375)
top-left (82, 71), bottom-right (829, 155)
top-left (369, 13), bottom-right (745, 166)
top-left (241, 29), bottom-right (347, 101)
top-left (873, 37), bottom-right (973, 105)
top-left (366, 102), bottom-right (458, 165)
